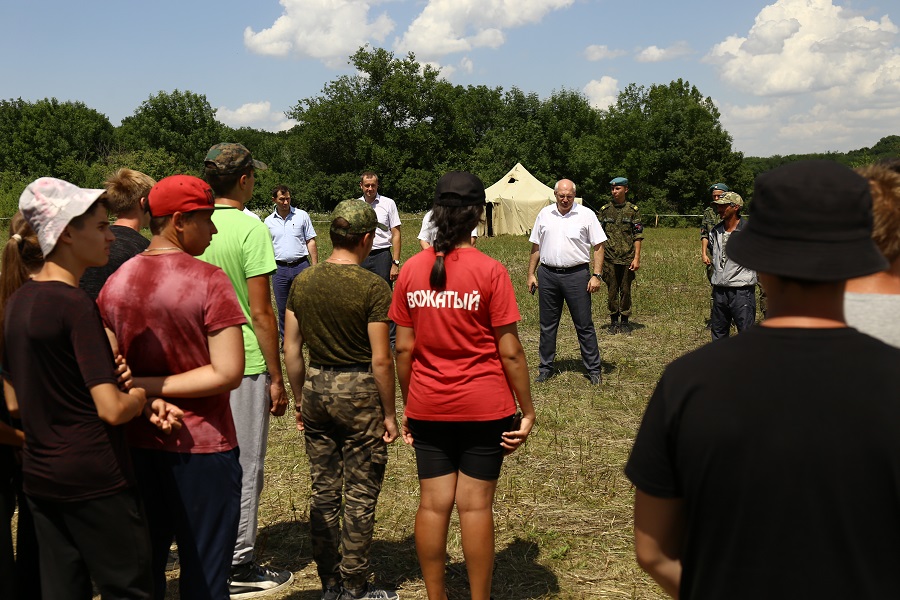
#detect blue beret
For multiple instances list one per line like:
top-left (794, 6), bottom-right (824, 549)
top-left (610, 177), bottom-right (629, 186)
top-left (709, 182), bottom-right (730, 192)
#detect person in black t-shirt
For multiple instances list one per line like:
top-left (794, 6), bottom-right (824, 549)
top-left (80, 168), bottom-right (154, 299)
top-left (626, 161), bottom-right (900, 599)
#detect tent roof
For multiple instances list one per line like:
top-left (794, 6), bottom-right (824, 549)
top-left (484, 163), bottom-right (554, 204)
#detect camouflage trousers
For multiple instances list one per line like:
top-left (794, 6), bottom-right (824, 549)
top-left (602, 261), bottom-right (635, 317)
top-left (302, 367), bottom-right (388, 589)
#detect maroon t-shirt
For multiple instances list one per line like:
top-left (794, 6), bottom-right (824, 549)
top-left (98, 252), bottom-right (246, 453)
top-left (2, 280), bottom-right (128, 501)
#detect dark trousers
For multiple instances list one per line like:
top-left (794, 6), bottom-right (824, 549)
top-left (273, 260), bottom-right (310, 337)
top-left (361, 248), bottom-right (396, 343)
top-left (131, 448), bottom-right (242, 600)
top-left (537, 264), bottom-right (601, 376)
top-left (0, 469), bottom-right (40, 600)
top-left (711, 285), bottom-right (756, 340)
top-left (28, 489), bottom-right (153, 600)
top-left (603, 261), bottom-right (635, 318)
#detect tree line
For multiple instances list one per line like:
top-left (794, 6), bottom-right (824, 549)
top-left (2, 46), bottom-right (897, 222)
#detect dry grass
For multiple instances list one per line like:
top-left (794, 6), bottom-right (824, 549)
top-left (21, 218), bottom-right (714, 599)
top-left (176, 225), bottom-right (712, 600)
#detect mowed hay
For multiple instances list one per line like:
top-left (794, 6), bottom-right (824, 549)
top-left (40, 222), bottom-right (711, 599)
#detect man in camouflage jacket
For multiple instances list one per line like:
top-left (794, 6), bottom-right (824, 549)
top-left (598, 177), bottom-right (644, 333)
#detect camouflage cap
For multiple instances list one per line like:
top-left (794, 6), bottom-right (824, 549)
top-left (331, 199), bottom-right (388, 236)
top-left (714, 191), bottom-right (743, 207)
top-left (204, 143), bottom-right (268, 174)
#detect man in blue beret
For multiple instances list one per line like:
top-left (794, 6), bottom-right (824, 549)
top-left (598, 177), bottom-right (644, 334)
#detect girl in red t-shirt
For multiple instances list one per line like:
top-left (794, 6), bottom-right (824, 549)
top-left (390, 172), bottom-right (535, 600)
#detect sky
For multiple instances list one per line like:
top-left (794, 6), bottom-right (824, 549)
top-left (2, 0), bottom-right (898, 157)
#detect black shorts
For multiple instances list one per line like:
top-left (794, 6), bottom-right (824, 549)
top-left (407, 415), bottom-right (515, 481)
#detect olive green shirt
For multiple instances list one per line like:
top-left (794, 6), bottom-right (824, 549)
top-left (287, 262), bottom-right (391, 365)
top-left (598, 202), bottom-right (644, 264)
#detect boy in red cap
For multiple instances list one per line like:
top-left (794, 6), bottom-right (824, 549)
top-left (99, 174), bottom-right (247, 600)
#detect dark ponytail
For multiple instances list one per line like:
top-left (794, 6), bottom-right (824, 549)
top-left (429, 204), bottom-right (484, 289)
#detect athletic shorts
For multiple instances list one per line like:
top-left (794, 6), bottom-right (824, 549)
top-left (407, 415), bottom-right (515, 481)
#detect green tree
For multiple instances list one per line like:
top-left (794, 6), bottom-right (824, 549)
top-left (0, 98), bottom-right (114, 181)
top-left (599, 80), bottom-right (745, 216)
top-left (118, 90), bottom-right (223, 171)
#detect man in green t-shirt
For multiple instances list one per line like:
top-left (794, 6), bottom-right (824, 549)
top-left (198, 143), bottom-right (292, 597)
top-left (284, 200), bottom-right (399, 600)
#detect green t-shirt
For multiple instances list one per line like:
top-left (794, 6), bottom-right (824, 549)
top-left (287, 262), bottom-right (391, 366)
top-left (198, 206), bottom-right (276, 375)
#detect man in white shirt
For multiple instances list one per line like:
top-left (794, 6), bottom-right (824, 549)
top-left (358, 171), bottom-right (401, 282)
top-left (417, 209), bottom-right (477, 249)
top-left (527, 179), bottom-right (607, 385)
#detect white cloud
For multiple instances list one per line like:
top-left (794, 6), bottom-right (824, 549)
top-left (217, 101), bottom-right (298, 132)
top-left (584, 45), bottom-right (626, 61)
top-left (244, 0), bottom-right (395, 66)
top-left (395, 0), bottom-right (573, 59)
top-left (634, 41), bottom-right (692, 62)
top-left (707, 0), bottom-right (900, 155)
top-left (583, 76), bottom-right (619, 109)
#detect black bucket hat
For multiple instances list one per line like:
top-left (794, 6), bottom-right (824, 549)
top-left (727, 160), bottom-right (888, 282)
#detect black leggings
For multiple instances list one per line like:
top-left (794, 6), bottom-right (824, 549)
top-left (407, 415), bottom-right (515, 481)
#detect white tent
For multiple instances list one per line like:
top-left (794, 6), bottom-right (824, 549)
top-left (480, 163), bottom-right (581, 236)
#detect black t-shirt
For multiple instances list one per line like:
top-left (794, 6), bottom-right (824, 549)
top-left (79, 225), bottom-right (149, 299)
top-left (2, 281), bottom-right (130, 501)
top-left (626, 326), bottom-right (900, 599)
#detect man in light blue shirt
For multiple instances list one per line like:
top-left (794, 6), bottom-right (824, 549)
top-left (264, 185), bottom-right (318, 337)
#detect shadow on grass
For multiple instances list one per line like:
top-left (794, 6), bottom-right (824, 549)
top-left (552, 358), bottom-right (618, 377)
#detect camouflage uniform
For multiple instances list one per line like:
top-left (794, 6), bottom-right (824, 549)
top-left (287, 256), bottom-right (392, 592)
top-left (598, 201), bottom-right (644, 317)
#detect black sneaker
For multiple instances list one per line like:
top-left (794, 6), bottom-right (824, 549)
top-left (585, 373), bottom-right (602, 385)
top-left (339, 583), bottom-right (399, 600)
top-left (228, 562), bottom-right (293, 599)
top-left (535, 371), bottom-right (555, 383)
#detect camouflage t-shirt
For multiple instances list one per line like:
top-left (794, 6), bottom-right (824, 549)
top-left (700, 206), bottom-right (721, 240)
top-left (287, 262), bottom-right (391, 365)
top-left (598, 202), bottom-right (644, 264)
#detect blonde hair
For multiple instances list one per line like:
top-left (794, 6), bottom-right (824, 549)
top-left (104, 168), bottom-right (155, 215)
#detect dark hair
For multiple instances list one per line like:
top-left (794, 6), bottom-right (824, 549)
top-left (0, 212), bottom-right (44, 361)
top-left (204, 165), bottom-right (253, 197)
top-left (429, 204), bottom-right (484, 289)
top-left (330, 218), bottom-right (368, 250)
top-left (271, 184), bottom-right (290, 198)
top-left (67, 199), bottom-right (109, 230)
top-left (360, 171), bottom-right (378, 183)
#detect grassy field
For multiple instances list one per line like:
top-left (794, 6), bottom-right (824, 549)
top-left (186, 220), bottom-right (714, 600)
top-left (6, 215), bottom-right (713, 599)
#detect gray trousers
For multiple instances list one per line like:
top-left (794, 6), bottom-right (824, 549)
top-left (231, 373), bottom-right (271, 566)
top-left (537, 264), bottom-right (601, 376)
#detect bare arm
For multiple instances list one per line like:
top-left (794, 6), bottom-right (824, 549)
top-left (394, 325), bottom-right (415, 445)
top-left (418, 239), bottom-right (431, 251)
top-left (3, 379), bottom-right (18, 417)
top-left (133, 326), bottom-right (244, 397)
top-left (701, 238), bottom-right (711, 265)
top-left (527, 243), bottom-right (541, 291)
top-left (390, 226), bottom-right (401, 282)
top-left (307, 238), bottom-right (318, 266)
top-left (634, 490), bottom-right (685, 598)
top-left (247, 274), bottom-right (287, 416)
top-left (495, 323), bottom-right (535, 453)
top-left (0, 382), bottom-right (24, 446)
top-left (90, 382), bottom-right (147, 426)
top-left (282, 308), bottom-right (306, 432)
top-left (630, 239), bottom-right (642, 271)
top-left (368, 321), bottom-right (398, 443)
top-left (589, 242), bottom-right (605, 292)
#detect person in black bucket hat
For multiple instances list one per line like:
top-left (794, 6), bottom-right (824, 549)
top-left (624, 160), bottom-right (900, 599)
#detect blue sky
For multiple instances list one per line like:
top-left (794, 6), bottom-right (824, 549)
top-left (2, 0), bottom-right (898, 157)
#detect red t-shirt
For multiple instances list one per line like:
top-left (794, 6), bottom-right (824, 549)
top-left (98, 252), bottom-right (247, 453)
top-left (389, 247), bottom-right (520, 421)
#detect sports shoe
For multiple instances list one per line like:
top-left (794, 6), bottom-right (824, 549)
top-left (322, 584), bottom-right (342, 600)
top-left (339, 583), bottom-right (399, 600)
top-left (229, 562), bottom-right (293, 599)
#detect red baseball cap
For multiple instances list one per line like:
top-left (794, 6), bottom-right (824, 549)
top-left (148, 175), bottom-right (218, 217)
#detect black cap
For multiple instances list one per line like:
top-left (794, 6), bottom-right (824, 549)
top-left (434, 172), bottom-right (486, 207)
